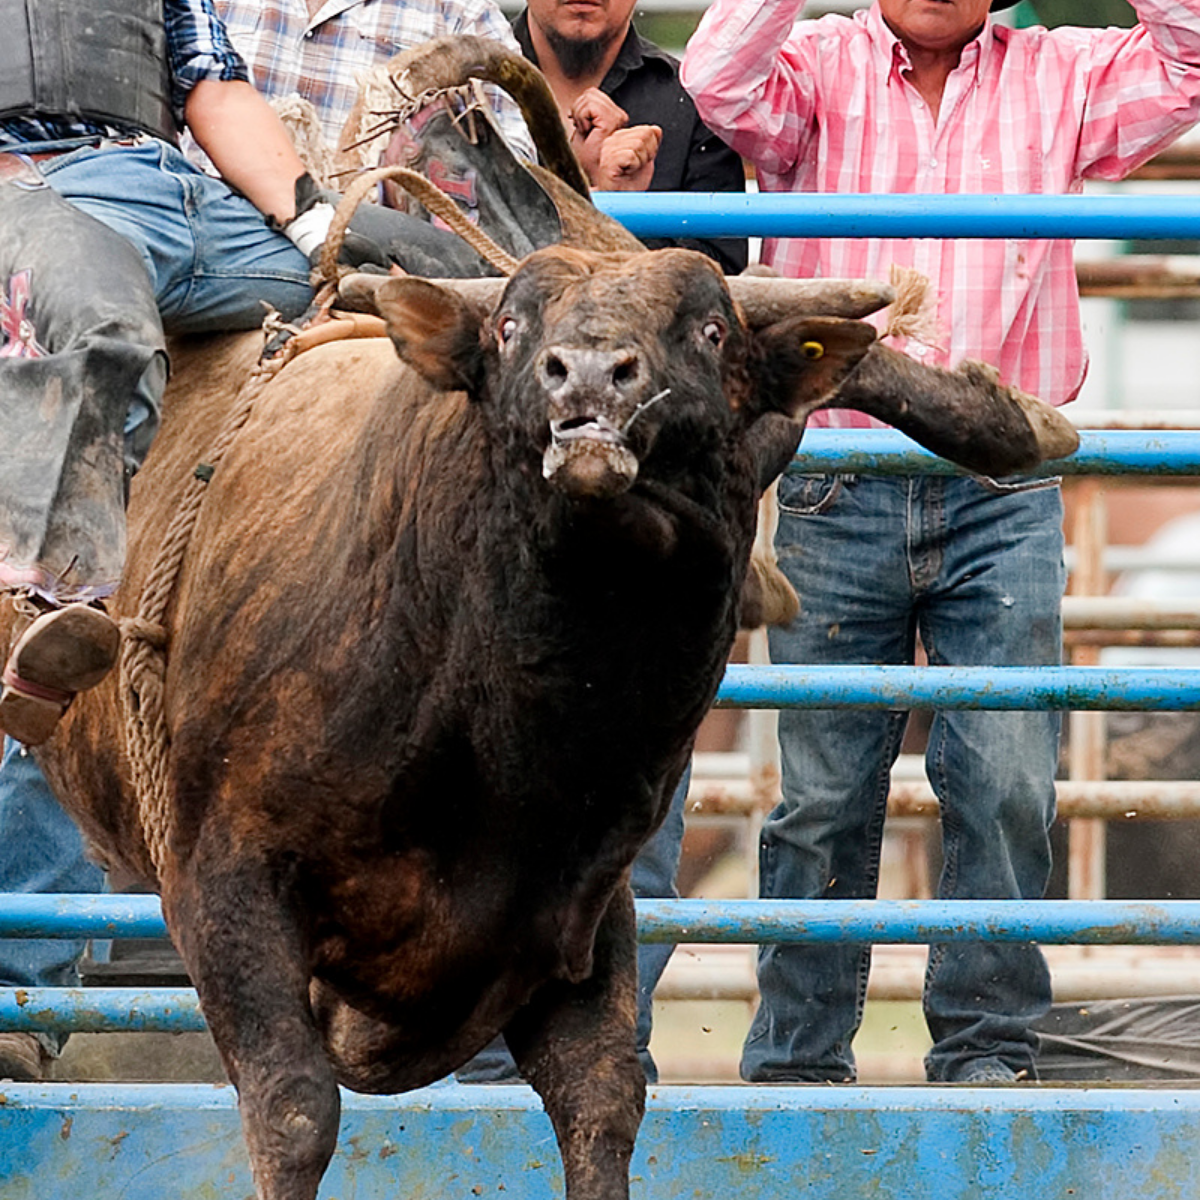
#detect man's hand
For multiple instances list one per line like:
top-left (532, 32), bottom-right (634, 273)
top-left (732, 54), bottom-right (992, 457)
top-left (568, 88), bottom-right (661, 192)
top-left (279, 173), bottom-right (393, 269)
top-left (278, 174), bottom-right (493, 277)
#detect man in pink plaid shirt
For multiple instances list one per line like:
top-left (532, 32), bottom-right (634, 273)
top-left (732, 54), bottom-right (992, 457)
top-left (682, 0), bottom-right (1200, 1085)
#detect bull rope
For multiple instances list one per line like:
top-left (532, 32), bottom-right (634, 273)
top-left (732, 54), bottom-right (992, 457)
top-left (118, 361), bottom-right (279, 879)
top-left (119, 169), bottom-right (519, 877)
top-left (318, 164), bottom-right (520, 283)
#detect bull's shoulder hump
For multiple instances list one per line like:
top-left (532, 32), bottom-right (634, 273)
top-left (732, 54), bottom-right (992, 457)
top-left (254, 337), bottom-right (406, 419)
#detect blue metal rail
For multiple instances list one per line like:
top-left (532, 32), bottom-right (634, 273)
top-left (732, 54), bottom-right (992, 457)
top-left (795, 429), bottom-right (1200, 477)
top-left (595, 191), bottom-right (1200, 240)
top-left (6, 894), bottom-right (1200, 946)
top-left (6, 895), bottom-right (1200, 1034)
top-left (716, 664), bottom-right (1200, 710)
top-left (6, 1081), bottom-right (1200, 1200)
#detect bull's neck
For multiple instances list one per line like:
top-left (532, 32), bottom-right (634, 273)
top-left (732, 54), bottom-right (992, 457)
top-left (352, 402), bottom-right (748, 691)
top-left (481, 445), bottom-right (746, 675)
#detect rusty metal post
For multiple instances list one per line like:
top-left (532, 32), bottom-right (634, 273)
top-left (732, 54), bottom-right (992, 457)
top-left (1067, 478), bottom-right (1109, 901)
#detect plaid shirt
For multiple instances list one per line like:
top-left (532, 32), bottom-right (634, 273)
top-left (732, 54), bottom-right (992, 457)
top-left (682, 1), bottom-right (1200, 421)
top-left (213, 0), bottom-right (534, 163)
top-left (0, 0), bottom-right (247, 147)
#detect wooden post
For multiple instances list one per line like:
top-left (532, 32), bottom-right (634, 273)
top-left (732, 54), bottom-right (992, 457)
top-left (1067, 478), bottom-right (1109, 901)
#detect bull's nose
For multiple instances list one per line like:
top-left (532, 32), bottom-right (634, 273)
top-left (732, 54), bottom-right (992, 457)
top-left (537, 346), bottom-right (643, 400)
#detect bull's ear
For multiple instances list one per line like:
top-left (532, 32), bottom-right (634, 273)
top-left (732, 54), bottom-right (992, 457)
top-left (374, 277), bottom-right (484, 392)
top-left (752, 316), bottom-right (876, 420)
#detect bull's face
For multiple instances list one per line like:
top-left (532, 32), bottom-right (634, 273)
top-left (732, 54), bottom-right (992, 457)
top-left (374, 246), bottom-right (878, 500)
top-left (498, 248), bottom-right (747, 499)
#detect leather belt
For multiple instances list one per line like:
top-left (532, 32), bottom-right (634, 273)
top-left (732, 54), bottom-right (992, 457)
top-left (25, 136), bottom-right (141, 163)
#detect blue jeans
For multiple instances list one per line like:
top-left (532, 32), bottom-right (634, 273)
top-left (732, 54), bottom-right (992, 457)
top-left (741, 473), bottom-right (1063, 1084)
top-left (39, 139), bottom-right (311, 474)
top-left (36, 139), bottom-right (312, 336)
top-left (0, 738), bottom-right (105, 1052)
top-left (0, 139), bottom-right (312, 1007)
top-left (456, 765), bottom-right (688, 1084)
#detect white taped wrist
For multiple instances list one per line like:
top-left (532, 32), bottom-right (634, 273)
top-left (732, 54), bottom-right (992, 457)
top-left (284, 202), bottom-right (335, 258)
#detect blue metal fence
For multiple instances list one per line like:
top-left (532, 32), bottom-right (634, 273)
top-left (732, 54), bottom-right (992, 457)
top-left (797, 429), bottom-right (1200, 477)
top-left (9, 893), bottom-right (1200, 945)
top-left (4, 193), bottom-right (1200, 1198)
top-left (8, 1080), bottom-right (1200, 1200)
top-left (595, 192), bottom-right (1200, 240)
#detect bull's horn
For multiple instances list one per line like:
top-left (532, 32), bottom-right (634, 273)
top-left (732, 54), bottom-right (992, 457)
top-left (337, 272), bottom-right (392, 313)
top-left (388, 35), bottom-right (590, 199)
top-left (339, 272), bottom-right (506, 318)
top-left (428, 277), bottom-right (507, 313)
top-left (729, 276), bottom-right (896, 326)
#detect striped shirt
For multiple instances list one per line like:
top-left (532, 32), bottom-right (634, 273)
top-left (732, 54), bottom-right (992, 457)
top-left (681, 1), bottom-right (1200, 423)
top-left (212, 0), bottom-right (535, 163)
top-left (0, 0), bottom-right (248, 147)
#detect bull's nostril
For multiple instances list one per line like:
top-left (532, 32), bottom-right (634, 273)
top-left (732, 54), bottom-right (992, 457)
top-left (612, 358), bottom-right (639, 388)
top-left (543, 355), bottom-right (568, 382)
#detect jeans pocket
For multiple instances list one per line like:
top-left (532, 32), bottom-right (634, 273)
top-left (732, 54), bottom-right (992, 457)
top-left (972, 473), bottom-right (1061, 496)
top-left (777, 473), bottom-right (844, 516)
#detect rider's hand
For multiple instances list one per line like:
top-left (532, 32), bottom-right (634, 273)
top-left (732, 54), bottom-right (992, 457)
top-left (280, 173), bottom-right (393, 269)
top-left (277, 173), bottom-right (494, 277)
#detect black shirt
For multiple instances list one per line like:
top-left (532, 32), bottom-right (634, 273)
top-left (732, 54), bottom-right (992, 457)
top-left (513, 12), bottom-right (748, 275)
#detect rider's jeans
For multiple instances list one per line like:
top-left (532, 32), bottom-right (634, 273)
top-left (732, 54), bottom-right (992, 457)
top-left (741, 472), bottom-right (1064, 1084)
top-left (36, 139), bottom-right (311, 468)
top-left (36, 139), bottom-right (311, 334)
top-left (0, 738), bottom-right (105, 1052)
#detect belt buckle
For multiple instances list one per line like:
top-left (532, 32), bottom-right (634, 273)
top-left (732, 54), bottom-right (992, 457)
top-left (0, 151), bottom-right (49, 186)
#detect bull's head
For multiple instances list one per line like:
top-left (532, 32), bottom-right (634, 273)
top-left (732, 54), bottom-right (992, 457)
top-left (368, 247), bottom-right (880, 500)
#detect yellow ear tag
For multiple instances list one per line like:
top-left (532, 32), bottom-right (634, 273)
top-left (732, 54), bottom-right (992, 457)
top-left (801, 341), bottom-right (825, 360)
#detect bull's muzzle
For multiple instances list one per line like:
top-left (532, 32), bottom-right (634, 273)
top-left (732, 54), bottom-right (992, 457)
top-left (539, 345), bottom-right (649, 499)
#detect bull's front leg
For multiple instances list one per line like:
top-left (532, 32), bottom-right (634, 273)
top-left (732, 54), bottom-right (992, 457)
top-left (164, 856), bottom-right (339, 1200)
top-left (826, 343), bottom-right (1080, 476)
top-left (503, 884), bottom-right (645, 1200)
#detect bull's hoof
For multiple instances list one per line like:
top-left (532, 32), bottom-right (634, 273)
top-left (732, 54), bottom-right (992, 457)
top-left (1008, 386), bottom-right (1081, 462)
top-left (0, 604), bottom-right (120, 745)
top-left (0, 1031), bottom-right (51, 1081)
top-left (958, 361), bottom-right (1080, 464)
top-left (740, 550), bottom-right (800, 629)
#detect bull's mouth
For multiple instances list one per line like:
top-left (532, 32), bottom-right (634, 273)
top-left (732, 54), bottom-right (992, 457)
top-left (541, 390), bottom-right (671, 499)
top-left (543, 415), bottom-right (638, 499)
top-left (550, 415), bottom-right (627, 447)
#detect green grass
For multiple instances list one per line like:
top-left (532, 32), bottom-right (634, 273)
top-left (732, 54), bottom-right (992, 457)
top-left (650, 998), bottom-right (932, 1084)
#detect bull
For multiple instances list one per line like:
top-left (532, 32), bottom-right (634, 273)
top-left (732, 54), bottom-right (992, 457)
top-left (8, 241), bottom-right (1080, 1200)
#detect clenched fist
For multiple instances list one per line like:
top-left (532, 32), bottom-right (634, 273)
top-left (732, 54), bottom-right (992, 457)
top-left (568, 87), bottom-right (662, 191)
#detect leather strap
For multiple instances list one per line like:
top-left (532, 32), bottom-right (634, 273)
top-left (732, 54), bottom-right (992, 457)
top-left (2, 661), bottom-right (72, 706)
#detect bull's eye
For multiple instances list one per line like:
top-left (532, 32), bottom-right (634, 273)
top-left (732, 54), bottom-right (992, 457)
top-left (497, 316), bottom-right (519, 346)
top-left (801, 341), bottom-right (825, 360)
top-left (702, 319), bottom-right (726, 348)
